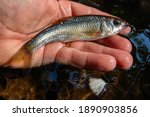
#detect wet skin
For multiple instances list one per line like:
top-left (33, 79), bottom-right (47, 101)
top-left (0, 0), bottom-right (133, 71)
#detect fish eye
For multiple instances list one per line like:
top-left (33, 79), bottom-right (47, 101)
top-left (113, 19), bottom-right (121, 26)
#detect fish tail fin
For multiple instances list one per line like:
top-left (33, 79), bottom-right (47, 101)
top-left (4, 47), bottom-right (32, 68)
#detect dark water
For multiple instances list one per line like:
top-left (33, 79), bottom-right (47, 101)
top-left (75, 0), bottom-right (150, 29)
top-left (0, 0), bottom-right (150, 99)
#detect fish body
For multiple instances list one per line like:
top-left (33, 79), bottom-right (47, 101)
top-left (25, 15), bottom-right (128, 52)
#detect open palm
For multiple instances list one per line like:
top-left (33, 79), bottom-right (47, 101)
top-left (0, 0), bottom-right (133, 71)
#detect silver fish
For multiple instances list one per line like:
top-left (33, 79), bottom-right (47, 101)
top-left (5, 15), bottom-right (128, 68)
top-left (25, 15), bottom-right (128, 52)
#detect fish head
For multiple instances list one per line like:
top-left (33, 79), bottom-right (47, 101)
top-left (101, 17), bottom-right (129, 37)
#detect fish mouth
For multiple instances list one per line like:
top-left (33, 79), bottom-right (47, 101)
top-left (118, 23), bottom-right (136, 37)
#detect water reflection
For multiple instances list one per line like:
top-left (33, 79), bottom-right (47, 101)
top-left (126, 27), bottom-right (150, 99)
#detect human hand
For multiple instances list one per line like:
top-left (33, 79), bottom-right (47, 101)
top-left (0, 0), bottom-right (133, 71)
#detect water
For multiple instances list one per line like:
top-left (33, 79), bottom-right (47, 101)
top-left (0, 0), bottom-right (150, 99)
top-left (75, 0), bottom-right (150, 29)
top-left (125, 27), bottom-right (150, 99)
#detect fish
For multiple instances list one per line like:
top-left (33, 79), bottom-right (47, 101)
top-left (4, 15), bottom-right (129, 68)
top-left (25, 15), bottom-right (129, 52)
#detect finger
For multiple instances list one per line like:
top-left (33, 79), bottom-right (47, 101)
top-left (55, 47), bottom-right (116, 72)
top-left (69, 41), bottom-right (133, 69)
top-left (42, 42), bottom-right (65, 65)
top-left (96, 35), bottom-right (132, 52)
